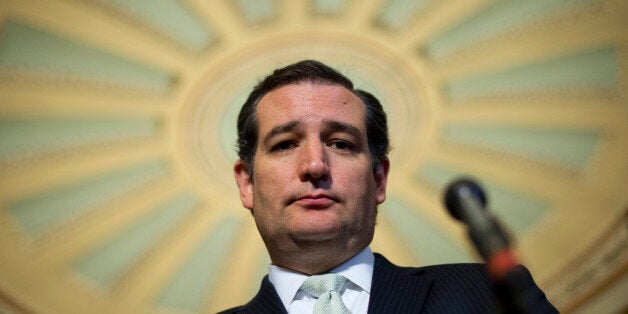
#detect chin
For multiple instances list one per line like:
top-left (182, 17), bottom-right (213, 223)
top-left (291, 226), bottom-right (343, 242)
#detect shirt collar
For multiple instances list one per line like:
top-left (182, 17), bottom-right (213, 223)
top-left (268, 247), bottom-right (374, 310)
top-left (330, 246), bottom-right (374, 293)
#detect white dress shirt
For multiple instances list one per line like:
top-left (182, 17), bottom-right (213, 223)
top-left (268, 247), bottom-right (375, 314)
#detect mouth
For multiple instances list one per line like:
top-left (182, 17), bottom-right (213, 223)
top-left (291, 193), bottom-right (338, 208)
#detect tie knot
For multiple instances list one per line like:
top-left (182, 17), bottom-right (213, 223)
top-left (301, 273), bottom-right (347, 297)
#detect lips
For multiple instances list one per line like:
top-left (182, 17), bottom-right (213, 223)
top-left (292, 193), bottom-right (338, 208)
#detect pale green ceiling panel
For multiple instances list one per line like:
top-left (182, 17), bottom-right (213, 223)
top-left (423, 0), bottom-right (599, 60)
top-left (443, 125), bottom-right (600, 170)
top-left (446, 47), bottom-right (617, 100)
top-left (0, 117), bottom-right (160, 161)
top-left (232, 0), bottom-right (276, 24)
top-left (73, 193), bottom-right (197, 287)
top-left (382, 195), bottom-right (472, 265)
top-left (157, 216), bottom-right (242, 312)
top-left (416, 162), bottom-right (548, 233)
top-left (7, 160), bottom-right (170, 236)
top-left (97, 0), bottom-right (214, 52)
top-left (377, 0), bottom-right (429, 29)
top-left (0, 20), bottom-right (173, 92)
top-left (313, 0), bottom-right (347, 15)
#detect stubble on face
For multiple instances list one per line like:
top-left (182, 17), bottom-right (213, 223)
top-left (235, 82), bottom-right (388, 274)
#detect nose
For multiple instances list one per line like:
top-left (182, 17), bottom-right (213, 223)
top-left (298, 140), bottom-right (330, 182)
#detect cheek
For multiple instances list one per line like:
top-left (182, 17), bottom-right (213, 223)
top-left (337, 167), bottom-right (377, 202)
top-left (253, 162), bottom-right (289, 206)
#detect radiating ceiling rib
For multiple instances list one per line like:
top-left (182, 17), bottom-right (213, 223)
top-left (383, 195), bottom-right (473, 265)
top-left (185, 0), bottom-right (252, 46)
top-left (442, 102), bottom-right (626, 129)
top-left (73, 193), bottom-right (198, 289)
top-left (312, 0), bottom-right (348, 16)
top-left (376, 0), bottom-right (430, 30)
top-left (391, 177), bottom-right (468, 248)
top-left (154, 215), bottom-right (242, 312)
top-left (90, 0), bottom-right (214, 53)
top-left (3, 0), bottom-right (192, 73)
top-left (231, 0), bottom-right (276, 25)
top-left (0, 138), bottom-right (167, 202)
top-left (585, 124), bottom-right (628, 195)
top-left (0, 233), bottom-right (108, 314)
top-left (203, 222), bottom-right (266, 311)
top-left (34, 179), bottom-right (185, 270)
top-left (0, 117), bottom-right (162, 174)
top-left (6, 159), bottom-right (170, 237)
top-left (0, 84), bottom-right (171, 117)
top-left (344, 0), bottom-right (387, 29)
top-left (278, 0), bottom-right (309, 26)
top-left (398, 0), bottom-right (492, 51)
top-left (111, 203), bottom-right (228, 309)
top-left (448, 93), bottom-right (621, 108)
top-left (428, 142), bottom-right (604, 202)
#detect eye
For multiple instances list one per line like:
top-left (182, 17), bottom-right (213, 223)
top-left (329, 140), bottom-right (355, 151)
top-left (271, 140), bottom-right (297, 152)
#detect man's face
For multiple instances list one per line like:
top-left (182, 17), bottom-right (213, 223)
top-left (234, 82), bottom-right (389, 255)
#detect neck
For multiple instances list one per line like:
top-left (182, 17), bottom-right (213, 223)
top-left (267, 240), bottom-right (367, 275)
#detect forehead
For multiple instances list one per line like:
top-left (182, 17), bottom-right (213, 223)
top-left (255, 83), bottom-right (366, 131)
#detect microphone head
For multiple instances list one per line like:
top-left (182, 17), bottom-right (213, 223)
top-left (444, 177), bottom-right (487, 221)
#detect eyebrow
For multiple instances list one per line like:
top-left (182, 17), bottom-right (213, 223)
top-left (262, 121), bottom-right (300, 147)
top-left (324, 120), bottom-right (362, 141)
top-left (261, 120), bottom-right (363, 147)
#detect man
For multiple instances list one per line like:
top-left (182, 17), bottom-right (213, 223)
top-left (221, 60), bottom-right (556, 313)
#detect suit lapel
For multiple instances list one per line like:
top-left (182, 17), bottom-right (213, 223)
top-left (368, 254), bottom-right (434, 313)
top-left (241, 276), bottom-right (287, 313)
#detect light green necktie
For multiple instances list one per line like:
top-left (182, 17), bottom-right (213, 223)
top-left (300, 273), bottom-right (352, 314)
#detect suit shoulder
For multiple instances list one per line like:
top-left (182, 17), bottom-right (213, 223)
top-left (420, 263), bottom-right (491, 287)
top-left (416, 263), bottom-right (496, 313)
top-left (422, 262), bottom-right (485, 271)
top-left (381, 259), bottom-right (488, 282)
top-left (422, 263), bottom-right (487, 275)
top-left (420, 263), bottom-right (557, 313)
top-left (216, 305), bottom-right (245, 314)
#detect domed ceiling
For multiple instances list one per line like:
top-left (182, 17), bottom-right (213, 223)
top-left (0, 0), bottom-right (626, 313)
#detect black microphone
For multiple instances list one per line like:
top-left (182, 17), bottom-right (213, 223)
top-left (444, 178), bottom-right (511, 264)
top-left (444, 178), bottom-right (531, 314)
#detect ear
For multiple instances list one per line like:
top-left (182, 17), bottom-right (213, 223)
top-left (374, 157), bottom-right (390, 205)
top-left (234, 160), bottom-right (254, 210)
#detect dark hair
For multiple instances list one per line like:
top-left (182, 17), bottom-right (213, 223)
top-left (236, 60), bottom-right (389, 176)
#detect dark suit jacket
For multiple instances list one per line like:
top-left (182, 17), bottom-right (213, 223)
top-left (219, 253), bottom-right (557, 313)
